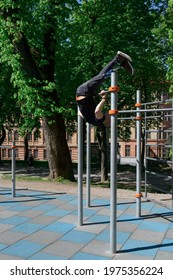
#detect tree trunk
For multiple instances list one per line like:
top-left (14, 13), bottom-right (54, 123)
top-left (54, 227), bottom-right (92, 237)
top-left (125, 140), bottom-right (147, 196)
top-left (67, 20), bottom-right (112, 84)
top-left (3, 15), bottom-right (75, 181)
top-left (43, 114), bottom-right (75, 181)
top-left (24, 133), bottom-right (29, 161)
top-left (0, 126), bottom-right (6, 163)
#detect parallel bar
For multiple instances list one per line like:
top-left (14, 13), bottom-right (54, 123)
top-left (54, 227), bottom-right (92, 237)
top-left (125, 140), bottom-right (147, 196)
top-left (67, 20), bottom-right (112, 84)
top-left (136, 90), bottom-right (142, 217)
top-left (146, 170), bottom-right (172, 178)
top-left (141, 99), bottom-right (172, 106)
top-left (119, 108), bottom-right (173, 114)
top-left (11, 141), bottom-right (16, 197)
top-left (146, 157), bottom-right (172, 163)
top-left (110, 70), bottom-right (118, 254)
top-left (86, 123), bottom-right (91, 207)
top-left (78, 111), bottom-right (84, 226)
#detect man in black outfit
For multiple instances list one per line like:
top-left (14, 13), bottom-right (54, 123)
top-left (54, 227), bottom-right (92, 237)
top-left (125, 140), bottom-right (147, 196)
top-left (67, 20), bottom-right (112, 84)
top-left (76, 51), bottom-right (134, 127)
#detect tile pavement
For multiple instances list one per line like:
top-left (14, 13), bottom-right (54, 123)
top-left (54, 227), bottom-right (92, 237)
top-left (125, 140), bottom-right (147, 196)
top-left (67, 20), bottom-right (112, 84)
top-left (0, 187), bottom-right (173, 260)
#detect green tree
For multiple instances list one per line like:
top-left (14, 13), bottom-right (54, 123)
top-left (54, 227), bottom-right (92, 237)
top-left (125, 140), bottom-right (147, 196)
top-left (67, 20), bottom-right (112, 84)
top-left (71, 0), bottom-right (169, 179)
top-left (164, 0), bottom-right (173, 92)
top-left (0, 0), bottom-right (77, 181)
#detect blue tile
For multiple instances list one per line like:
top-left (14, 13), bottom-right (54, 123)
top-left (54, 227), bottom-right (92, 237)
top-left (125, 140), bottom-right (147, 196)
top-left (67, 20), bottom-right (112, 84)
top-left (118, 214), bottom-right (142, 224)
top-left (11, 222), bottom-right (44, 234)
top-left (69, 198), bottom-right (85, 205)
top-left (9, 205), bottom-right (32, 211)
top-left (33, 204), bottom-right (57, 211)
top-left (160, 239), bottom-right (173, 252)
top-left (44, 209), bottom-right (71, 217)
top-left (17, 191), bottom-right (46, 196)
top-left (71, 252), bottom-right (111, 260)
top-left (87, 214), bottom-right (109, 224)
top-left (96, 229), bottom-right (130, 244)
top-left (121, 239), bottom-right (158, 257)
top-left (117, 204), bottom-right (131, 210)
top-left (130, 201), bottom-right (155, 210)
top-left (1, 240), bottom-right (46, 258)
top-left (150, 206), bottom-right (171, 214)
top-left (91, 199), bottom-right (110, 206)
top-left (44, 221), bottom-right (75, 234)
top-left (0, 243), bottom-right (8, 250)
top-left (71, 208), bottom-right (96, 217)
top-left (29, 252), bottom-right (66, 260)
top-left (0, 201), bottom-right (20, 208)
top-left (60, 230), bottom-right (96, 244)
top-left (139, 221), bottom-right (169, 232)
top-left (169, 222), bottom-right (173, 229)
top-left (0, 216), bottom-right (31, 225)
top-left (56, 195), bottom-right (76, 201)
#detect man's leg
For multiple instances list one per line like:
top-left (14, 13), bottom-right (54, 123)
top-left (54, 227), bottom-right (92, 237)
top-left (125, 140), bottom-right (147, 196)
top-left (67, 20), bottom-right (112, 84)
top-left (76, 51), bottom-right (133, 98)
top-left (76, 57), bottom-right (118, 97)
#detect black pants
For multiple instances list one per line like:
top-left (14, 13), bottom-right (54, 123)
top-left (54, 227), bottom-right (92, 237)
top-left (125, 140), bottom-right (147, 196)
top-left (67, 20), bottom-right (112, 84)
top-left (76, 56), bottom-right (117, 97)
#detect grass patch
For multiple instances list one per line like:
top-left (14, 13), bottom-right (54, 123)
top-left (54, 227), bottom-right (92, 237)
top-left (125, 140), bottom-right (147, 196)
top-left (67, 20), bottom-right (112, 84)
top-left (1, 173), bottom-right (48, 182)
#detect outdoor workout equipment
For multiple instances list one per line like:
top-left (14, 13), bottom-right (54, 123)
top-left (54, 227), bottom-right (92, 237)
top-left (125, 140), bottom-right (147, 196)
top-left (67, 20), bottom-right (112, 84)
top-left (143, 99), bottom-right (173, 208)
top-left (77, 68), bottom-right (122, 254)
top-left (0, 141), bottom-right (16, 197)
top-left (77, 73), bottom-right (173, 254)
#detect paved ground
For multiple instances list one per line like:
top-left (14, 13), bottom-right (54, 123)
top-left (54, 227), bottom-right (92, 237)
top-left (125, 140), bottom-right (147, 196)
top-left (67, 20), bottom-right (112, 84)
top-left (0, 179), bottom-right (173, 260)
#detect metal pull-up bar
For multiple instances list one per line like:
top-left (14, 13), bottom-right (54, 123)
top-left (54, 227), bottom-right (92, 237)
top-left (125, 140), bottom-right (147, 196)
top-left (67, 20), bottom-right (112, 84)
top-left (109, 70), bottom-right (119, 253)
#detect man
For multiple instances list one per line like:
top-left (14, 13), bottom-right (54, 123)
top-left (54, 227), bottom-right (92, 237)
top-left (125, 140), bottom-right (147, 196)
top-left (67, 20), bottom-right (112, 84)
top-left (76, 51), bottom-right (134, 127)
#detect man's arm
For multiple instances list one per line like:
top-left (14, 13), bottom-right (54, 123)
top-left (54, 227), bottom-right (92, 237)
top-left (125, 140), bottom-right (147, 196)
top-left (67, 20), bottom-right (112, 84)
top-left (95, 90), bottom-right (107, 119)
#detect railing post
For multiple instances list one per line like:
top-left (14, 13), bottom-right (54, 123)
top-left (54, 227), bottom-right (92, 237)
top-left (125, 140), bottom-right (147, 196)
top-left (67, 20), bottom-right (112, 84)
top-left (12, 141), bottom-right (16, 197)
top-left (110, 71), bottom-right (118, 253)
top-left (78, 112), bottom-right (84, 225)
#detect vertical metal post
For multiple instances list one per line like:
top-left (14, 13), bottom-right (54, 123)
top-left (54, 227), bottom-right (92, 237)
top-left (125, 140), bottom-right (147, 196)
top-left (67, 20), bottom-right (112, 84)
top-left (86, 123), bottom-right (91, 207)
top-left (144, 104), bottom-right (148, 197)
top-left (12, 141), bottom-right (16, 197)
top-left (110, 71), bottom-right (118, 254)
top-left (136, 90), bottom-right (142, 217)
top-left (78, 111), bottom-right (84, 225)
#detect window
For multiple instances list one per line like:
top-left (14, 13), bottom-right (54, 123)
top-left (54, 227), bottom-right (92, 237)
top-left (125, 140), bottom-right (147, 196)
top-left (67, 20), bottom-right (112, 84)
top-left (67, 134), bottom-right (72, 142)
top-left (135, 145), bottom-right (137, 157)
top-left (146, 132), bottom-right (151, 139)
top-left (2, 149), bottom-right (6, 158)
top-left (28, 133), bottom-right (32, 141)
top-left (43, 149), bottom-right (47, 159)
top-left (34, 149), bottom-right (38, 159)
top-left (34, 130), bottom-right (39, 141)
top-left (14, 131), bottom-right (19, 141)
top-left (15, 148), bottom-right (19, 158)
top-left (8, 131), bottom-right (12, 141)
top-left (8, 149), bottom-right (12, 158)
top-left (125, 145), bottom-right (130, 156)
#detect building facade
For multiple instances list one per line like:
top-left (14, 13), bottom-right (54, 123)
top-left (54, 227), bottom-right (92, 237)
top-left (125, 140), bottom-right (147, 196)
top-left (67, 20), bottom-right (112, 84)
top-left (0, 97), bottom-right (172, 163)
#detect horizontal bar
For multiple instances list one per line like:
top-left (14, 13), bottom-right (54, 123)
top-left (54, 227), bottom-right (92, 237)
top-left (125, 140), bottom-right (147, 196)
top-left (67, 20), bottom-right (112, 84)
top-left (141, 99), bottom-right (172, 106)
top-left (145, 115), bottom-right (161, 119)
top-left (119, 107), bottom-right (173, 114)
top-left (118, 117), bottom-right (135, 120)
top-left (146, 129), bottom-right (172, 133)
top-left (146, 157), bottom-right (172, 163)
top-left (145, 170), bottom-right (172, 179)
top-left (146, 144), bottom-right (172, 147)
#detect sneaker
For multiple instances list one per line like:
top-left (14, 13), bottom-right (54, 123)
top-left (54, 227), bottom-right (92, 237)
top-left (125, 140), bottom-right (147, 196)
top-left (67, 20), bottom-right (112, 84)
top-left (116, 51), bottom-right (134, 75)
top-left (117, 51), bottom-right (132, 62)
top-left (121, 60), bottom-right (134, 75)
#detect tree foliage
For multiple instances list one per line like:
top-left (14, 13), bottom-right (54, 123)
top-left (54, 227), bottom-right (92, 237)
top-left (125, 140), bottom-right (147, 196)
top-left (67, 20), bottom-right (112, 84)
top-left (0, 0), bottom-right (171, 180)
